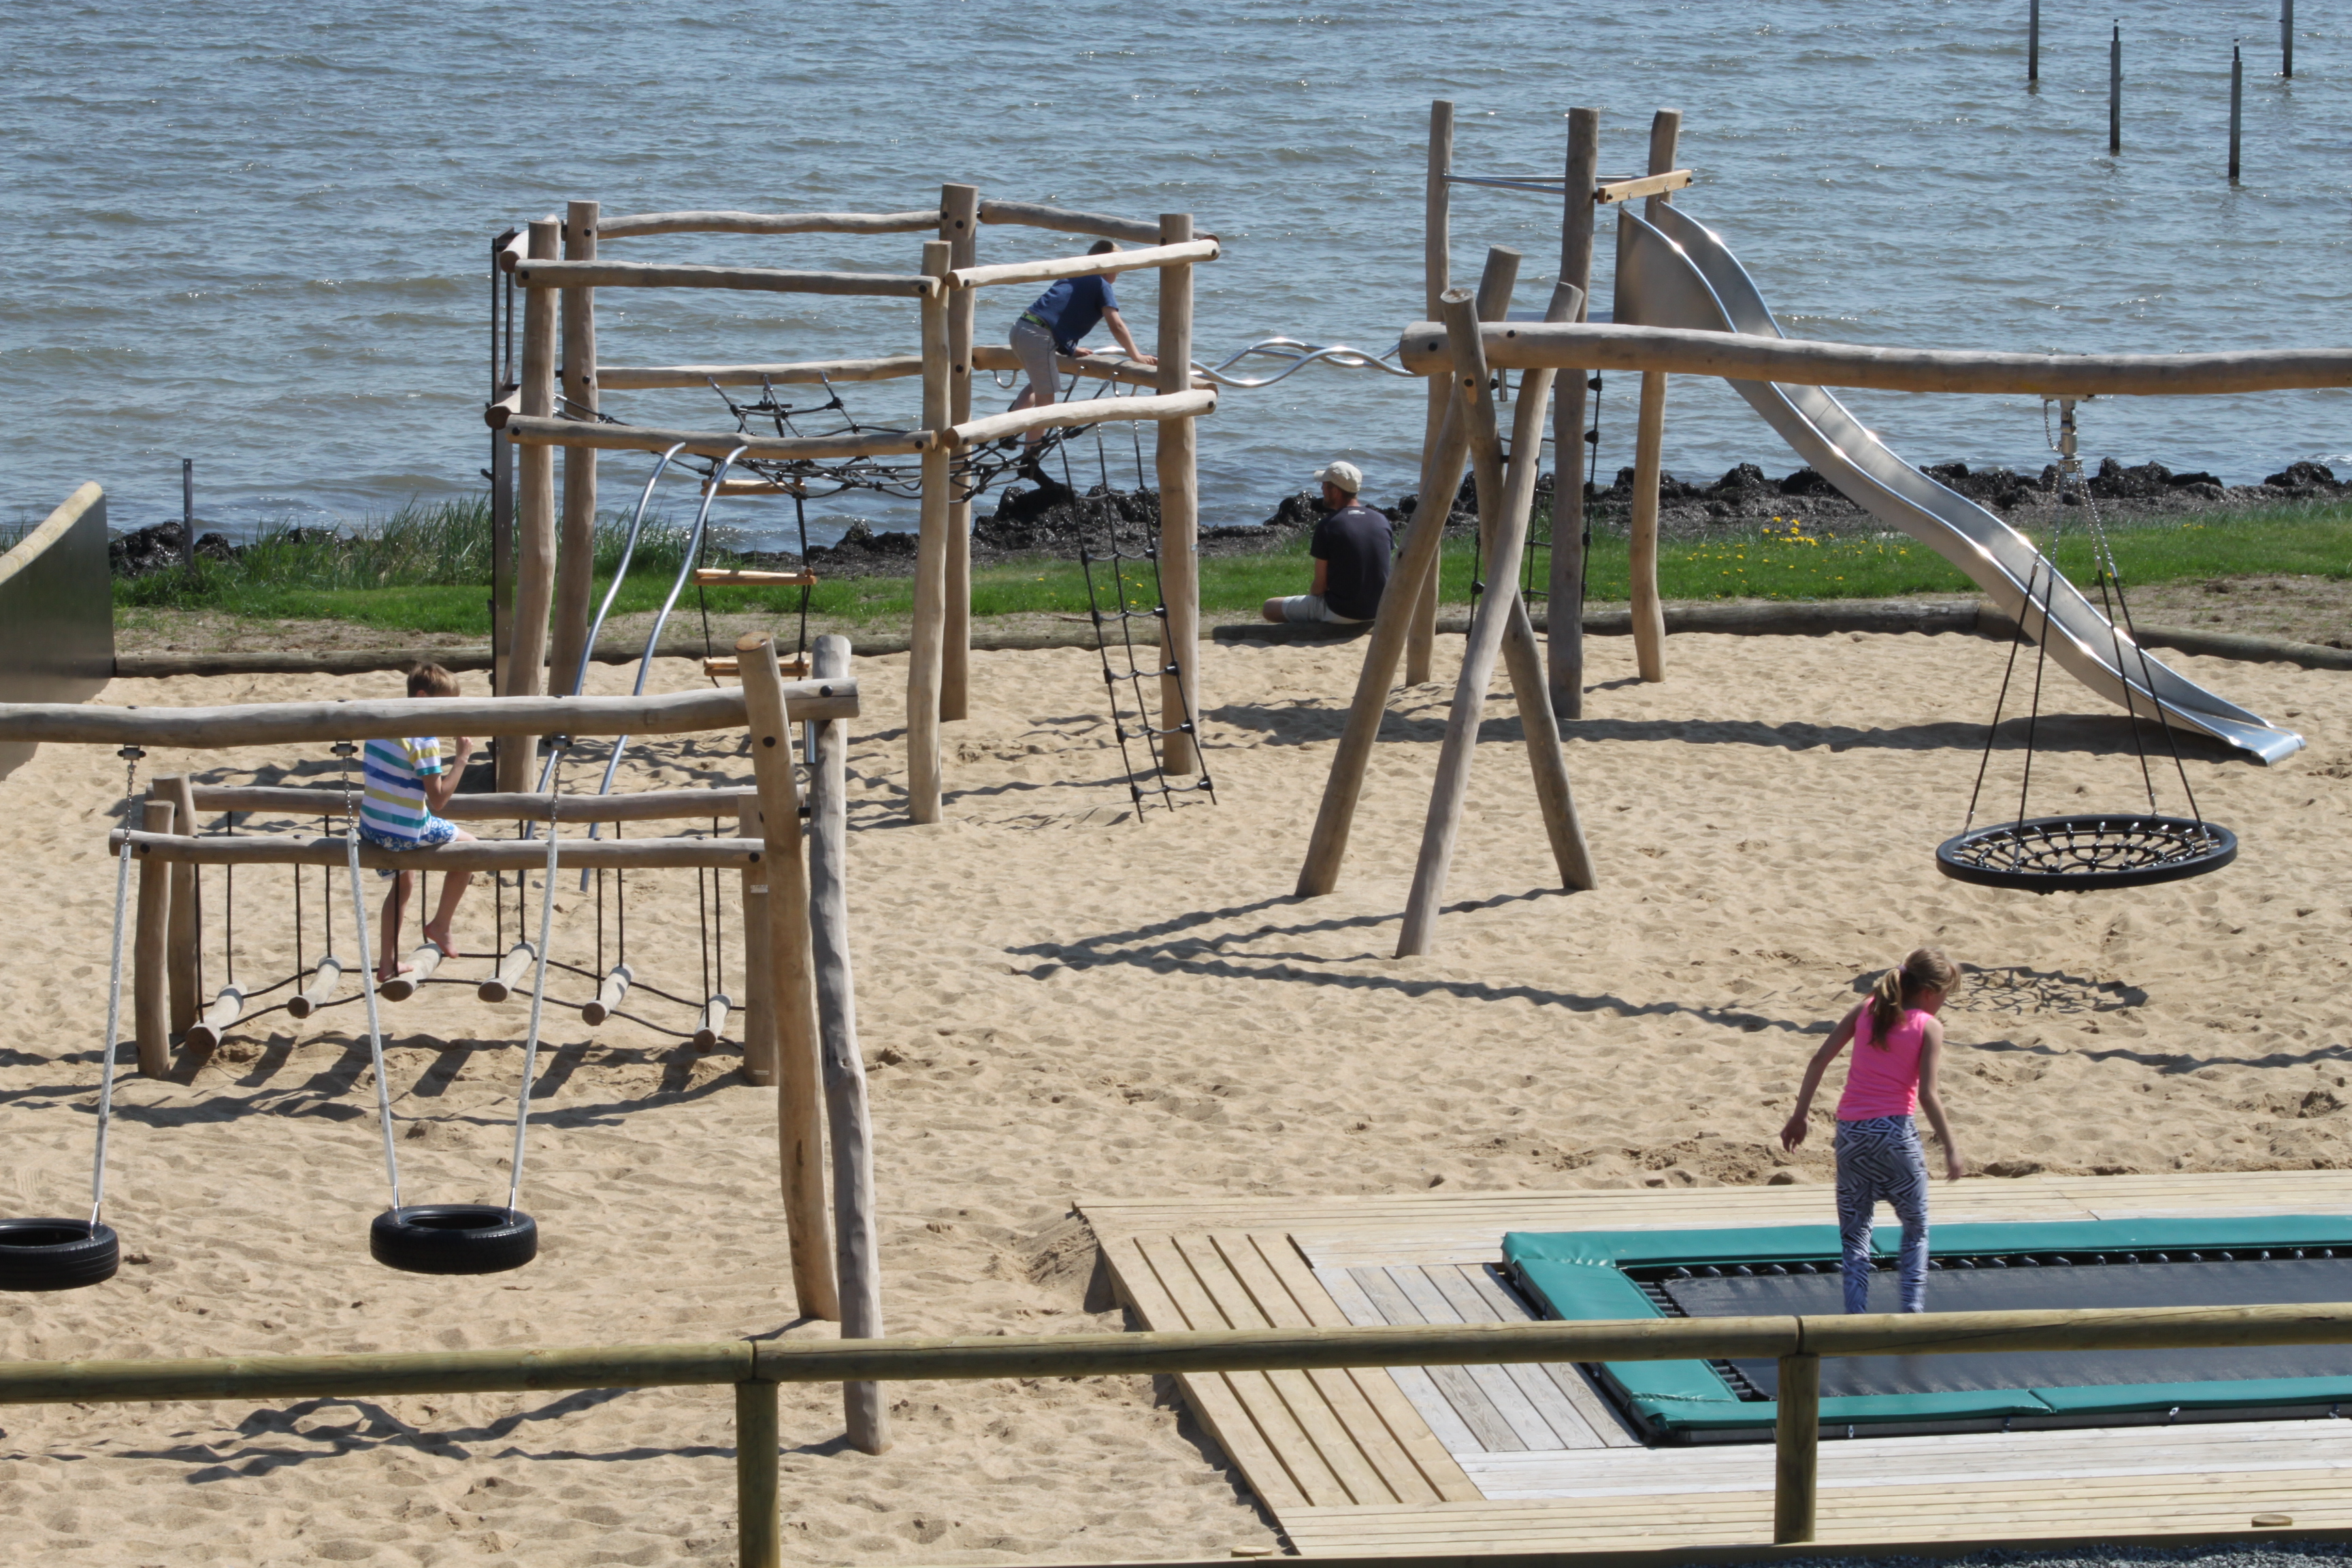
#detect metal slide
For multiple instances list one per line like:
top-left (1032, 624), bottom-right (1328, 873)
top-left (1614, 204), bottom-right (2304, 764)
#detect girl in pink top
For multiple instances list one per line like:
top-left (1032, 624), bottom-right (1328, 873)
top-left (1779, 949), bottom-right (1965, 1313)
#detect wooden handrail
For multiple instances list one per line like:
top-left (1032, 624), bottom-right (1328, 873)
top-left (108, 830), bottom-right (763, 870)
top-left (190, 784), bottom-right (755, 822)
top-left (975, 198), bottom-right (1161, 244)
top-left (947, 239), bottom-right (1219, 293)
top-left (510, 260), bottom-right (936, 299)
top-left (503, 415), bottom-right (929, 461)
top-left (947, 388), bottom-right (1215, 450)
top-left (596, 209), bottom-right (941, 239)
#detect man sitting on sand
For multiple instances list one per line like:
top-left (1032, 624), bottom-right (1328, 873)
top-left (1260, 461), bottom-right (1392, 625)
top-left (359, 662), bottom-right (478, 983)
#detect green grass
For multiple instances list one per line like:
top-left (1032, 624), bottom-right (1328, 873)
top-left (113, 494), bottom-right (2352, 636)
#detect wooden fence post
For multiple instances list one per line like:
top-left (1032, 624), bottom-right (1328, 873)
top-left (1406, 98), bottom-right (1454, 687)
top-left (500, 216), bottom-right (560, 790)
top-left (1548, 107), bottom-right (1602, 719)
top-left (737, 804), bottom-right (777, 1086)
top-left (549, 199), bottom-right (600, 698)
top-left (133, 798), bottom-right (174, 1077)
top-left (1156, 212), bottom-right (1202, 775)
top-left (941, 184), bottom-right (979, 722)
top-left (159, 775), bottom-right (200, 1036)
top-left (906, 242), bottom-right (953, 823)
top-left (740, 640), bottom-right (840, 1322)
top-left (1774, 1351), bottom-right (1820, 1543)
top-left (807, 635), bottom-right (887, 1454)
top-left (1624, 110), bottom-right (1680, 685)
top-left (736, 1377), bottom-right (781, 1568)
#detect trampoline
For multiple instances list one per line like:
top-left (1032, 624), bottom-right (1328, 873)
top-left (1505, 1216), bottom-right (2352, 1445)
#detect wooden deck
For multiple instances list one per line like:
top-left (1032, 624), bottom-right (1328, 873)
top-left (1081, 1173), bottom-right (2352, 1557)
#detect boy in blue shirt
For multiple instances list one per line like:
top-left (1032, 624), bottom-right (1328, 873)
top-left (1007, 240), bottom-right (1156, 463)
top-left (359, 662), bottom-right (478, 983)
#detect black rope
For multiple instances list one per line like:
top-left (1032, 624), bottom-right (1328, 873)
top-left (1961, 552), bottom-right (2042, 836)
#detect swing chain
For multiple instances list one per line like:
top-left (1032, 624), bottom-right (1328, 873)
top-left (117, 745), bottom-right (145, 815)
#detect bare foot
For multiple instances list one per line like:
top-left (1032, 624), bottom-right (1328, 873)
top-left (376, 960), bottom-right (416, 985)
top-left (419, 924), bottom-right (458, 959)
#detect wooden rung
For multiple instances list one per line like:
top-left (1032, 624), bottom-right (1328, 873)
top-left (1595, 168), bottom-right (1693, 204)
top-left (700, 480), bottom-right (806, 497)
top-left (703, 655), bottom-right (810, 679)
top-left (691, 568), bottom-right (817, 587)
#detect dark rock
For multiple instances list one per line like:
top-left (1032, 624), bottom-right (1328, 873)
top-left (1260, 490), bottom-right (1330, 532)
top-left (2262, 459), bottom-right (2340, 491)
top-left (2089, 458), bottom-right (2174, 500)
top-left (1778, 468), bottom-right (1838, 497)
top-left (1924, 461), bottom-right (2035, 508)
top-left (110, 521), bottom-right (200, 578)
top-left (2165, 470), bottom-right (2223, 489)
top-left (1707, 462), bottom-right (1774, 498)
top-left (969, 483), bottom-right (1158, 554)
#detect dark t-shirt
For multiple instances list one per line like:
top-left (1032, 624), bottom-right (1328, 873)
top-left (1025, 275), bottom-right (1119, 352)
top-left (1311, 501), bottom-right (1393, 621)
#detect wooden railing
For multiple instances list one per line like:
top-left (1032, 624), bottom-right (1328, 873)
top-left (6, 1305), bottom-right (2349, 1563)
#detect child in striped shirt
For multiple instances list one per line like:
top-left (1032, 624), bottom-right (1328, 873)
top-left (360, 663), bottom-right (477, 983)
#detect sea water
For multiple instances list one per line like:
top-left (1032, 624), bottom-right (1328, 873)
top-left (3, 0), bottom-right (2345, 549)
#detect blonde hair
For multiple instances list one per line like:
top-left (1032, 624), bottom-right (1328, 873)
top-left (1865, 947), bottom-right (1959, 1043)
top-left (406, 662), bottom-right (459, 698)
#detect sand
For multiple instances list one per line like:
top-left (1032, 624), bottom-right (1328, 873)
top-left (2, 626), bottom-right (2348, 1565)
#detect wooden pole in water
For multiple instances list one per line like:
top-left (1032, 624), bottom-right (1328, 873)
top-left (2283, 0), bottom-right (2294, 77)
top-left (133, 799), bottom-right (174, 1077)
top-left (549, 200), bottom-right (600, 698)
top-left (806, 636), bottom-right (887, 1454)
top-left (502, 217), bottom-right (560, 789)
top-left (740, 638), bottom-right (839, 1322)
top-left (159, 776), bottom-right (200, 1037)
top-left (737, 804), bottom-right (777, 1086)
top-left (906, 240), bottom-right (953, 823)
top-left (940, 184), bottom-right (979, 723)
top-left (1548, 106), bottom-right (1602, 720)
top-left (1156, 213), bottom-right (1203, 776)
top-left (1626, 109), bottom-right (1680, 685)
top-left (2110, 24), bottom-right (2123, 154)
top-left (2230, 44), bottom-right (2244, 182)
top-left (1405, 99), bottom-right (1454, 687)
top-left (2028, 0), bottom-right (2040, 84)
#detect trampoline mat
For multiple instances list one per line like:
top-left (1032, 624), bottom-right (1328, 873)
top-left (1662, 1256), bottom-right (2352, 1400)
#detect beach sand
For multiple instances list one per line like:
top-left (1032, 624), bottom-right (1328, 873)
top-left (2, 627), bottom-right (2348, 1565)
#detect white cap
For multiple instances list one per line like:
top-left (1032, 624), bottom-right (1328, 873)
top-left (1316, 460), bottom-right (1362, 494)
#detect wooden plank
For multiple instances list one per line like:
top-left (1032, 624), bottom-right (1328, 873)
top-left (1314, 1266), bottom-right (1486, 1459)
top-left (1098, 1237), bottom-right (1307, 1514)
top-left (1252, 1237), bottom-right (1483, 1503)
top-left (1351, 1267), bottom-right (1528, 1454)
top-left (1175, 1235), bottom-right (1398, 1507)
top-left (1382, 1267), bottom-right (1567, 1451)
top-left (1134, 1235), bottom-right (1354, 1508)
top-left (1595, 168), bottom-right (1695, 204)
top-left (1456, 1264), bottom-right (1639, 1449)
top-left (1424, 1266), bottom-right (1606, 1450)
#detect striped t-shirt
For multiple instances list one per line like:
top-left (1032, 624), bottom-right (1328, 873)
top-left (359, 735), bottom-right (444, 843)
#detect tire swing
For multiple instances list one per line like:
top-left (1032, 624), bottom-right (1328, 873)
top-left (342, 742), bottom-right (566, 1275)
top-left (1937, 399), bottom-right (2236, 892)
top-left (0, 748), bottom-right (143, 1292)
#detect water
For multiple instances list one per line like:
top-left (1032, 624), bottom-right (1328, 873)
top-left (4, 1), bottom-right (2346, 552)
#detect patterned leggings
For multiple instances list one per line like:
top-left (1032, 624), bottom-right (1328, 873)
top-left (1833, 1115), bottom-right (1930, 1313)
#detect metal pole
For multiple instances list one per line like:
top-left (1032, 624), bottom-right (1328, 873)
top-left (180, 458), bottom-right (195, 569)
top-left (2110, 22), bottom-right (2123, 154)
top-left (2283, 0), bottom-right (2295, 78)
top-left (2230, 43), bottom-right (2244, 182)
top-left (2028, 0), bottom-right (2040, 84)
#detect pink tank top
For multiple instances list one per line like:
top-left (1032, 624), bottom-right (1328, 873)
top-left (1837, 1007), bottom-right (1929, 1120)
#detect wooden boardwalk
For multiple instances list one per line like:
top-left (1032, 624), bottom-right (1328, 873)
top-left (1082, 1173), bottom-right (2352, 1556)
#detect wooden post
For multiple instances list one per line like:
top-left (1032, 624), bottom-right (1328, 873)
top-left (2110, 24), bottom-right (2123, 154)
top-left (1466, 250), bottom-right (1522, 558)
top-left (2230, 44), bottom-right (2244, 182)
top-left (501, 216), bottom-right (559, 791)
top-left (736, 1377), bottom-right (781, 1568)
top-left (1295, 248), bottom-right (1516, 898)
top-left (133, 798), bottom-right (174, 1078)
top-left (940, 184), bottom-right (979, 722)
top-left (906, 241), bottom-right (953, 823)
top-left (1405, 99), bottom-right (1454, 687)
top-left (1774, 1352), bottom-right (1820, 1544)
top-left (159, 775), bottom-right (199, 1036)
top-left (2028, 0), bottom-right (2040, 84)
top-left (740, 636), bottom-right (840, 1322)
top-left (1156, 213), bottom-right (1202, 775)
top-left (807, 635), bottom-right (888, 1454)
top-left (1625, 110), bottom-right (1680, 685)
top-left (1548, 108), bottom-right (1602, 720)
top-left (737, 805), bottom-right (777, 1085)
top-left (549, 199), bottom-right (600, 698)
top-left (2283, 0), bottom-right (2294, 77)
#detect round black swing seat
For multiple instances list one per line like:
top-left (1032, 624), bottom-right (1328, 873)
top-left (0, 1218), bottom-right (120, 1292)
top-left (370, 1205), bottom-right (538, 1275)
top-left (1936, 813), bottom-right (2237, 892)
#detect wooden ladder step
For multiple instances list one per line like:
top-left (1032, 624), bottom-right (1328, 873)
top-left (691, 568), bottom-right (817, 587)
top-left (704, 654), bottom-right (811, 679)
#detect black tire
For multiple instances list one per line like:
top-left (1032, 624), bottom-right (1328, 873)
top-left (370, 1205), bottom-right (538, 1276)
top-left (0, 1218), bottom-right (120, 1292)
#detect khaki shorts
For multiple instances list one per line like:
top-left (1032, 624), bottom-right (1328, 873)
top-left (1009, 318), bottom-right (1061, 394)
top-left (1277, 594), bottom-right (1369, 625)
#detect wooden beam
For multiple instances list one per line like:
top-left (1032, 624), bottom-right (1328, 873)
top-left (1595, 167), bottom-right (1694, 204)
top-left (1775, 1352), bottom-right (1820, 1544)
top-left (738, 635), bottom-right (838, 1322)
top-left (945, 388), bottom-right (1215, 451)
top-left (133, 798), bottom-right (172, 1078)
top-left (736, 804), bottom-right (774, 1085)
top-left (0, 681), bottom-right (856, 746)
top-left (736, 1379), bottom-right (781, 1568)
top-left (907, 241), bottom-right (953, 823)
top-left (596, 355), bottom-right (922, 390)
top-left (701, 655), bottom-right (810, 679)
top-left (158, 775), bottom-right (200, 1037)
top-left (596, 208), bottom-right (940, 239)
top-left (549, 198), bottom-right (600, 699)
top-left (975, 198), bottom-right (1161, 244)
top-left (505, 216), bottom-right (561, 785)
top-left (1627, 109), bottom-right (1681, 689)
top-left (504, 416), bottom-right (928, 461)
top-left (191, 784), bottom-right (759, 823)
top-left (691, 569), bottom-right (815, 587)
top-left (945, 238), bottom-right (1220, 293)
top-left (510, 261), bottom-right (936, 299)
top-left (1406, 99), bottom-right (1454, 688)
top-left (112, 830), bottom-right (764, 871)
top-left (1396, 321), bottom-right (2352, 396)
top-left (941, 182), bottom-right (979, 724)
top-left (1549, 106), bottom-right (1603, 721)
top-left (973, 344), bottom-right (1174, 388)
top-left (1156, 212), bottom-right (1202, 777)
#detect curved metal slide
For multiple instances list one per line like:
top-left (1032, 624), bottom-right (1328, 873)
top-left (1615, 203), bottom-right (2304, 764)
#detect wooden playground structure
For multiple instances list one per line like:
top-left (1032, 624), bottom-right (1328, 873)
top-left (485, 190), bottom-right (1221, 822)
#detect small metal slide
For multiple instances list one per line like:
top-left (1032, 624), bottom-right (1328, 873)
top-left (1615, 204), bottom-right (2304, 764)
